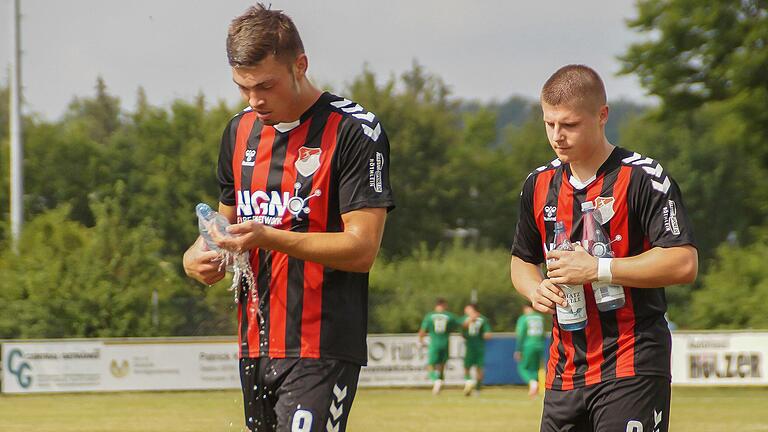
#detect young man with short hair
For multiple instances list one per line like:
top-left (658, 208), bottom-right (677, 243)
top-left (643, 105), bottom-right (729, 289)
top-left (510, 64), bottom-right (697, 432)
top-left (182, 4), bottom-right (394, 431)
top-left (460, 303), bottom-right (492, 396)
top-left (419, 298), bottom-right (460, 395)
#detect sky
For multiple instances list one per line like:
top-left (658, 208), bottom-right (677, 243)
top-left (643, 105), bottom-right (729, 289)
top-left (0, 0), bottom-right (654, 121)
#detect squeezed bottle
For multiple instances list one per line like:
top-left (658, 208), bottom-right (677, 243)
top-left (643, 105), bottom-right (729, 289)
top-left (549, 221), bottom-right (587, 331)
top-left (195, 203), bottom-right (256, 301)
top-left (581, 201), bottom-right (625, 311)
top-left (195, 203), bottom-right (231, 252)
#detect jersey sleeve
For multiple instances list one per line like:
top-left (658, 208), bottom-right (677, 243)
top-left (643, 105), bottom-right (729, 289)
top-left (511, 173), bottom-right (545, 264)
top-left (420, 314), bottom-right (430, 332)
top-left (216, 118), bottom-right (237, 206)
top-left (335, 117), bottom-right (396, 214)
top-left (482, 318), bottom-right (492, 334)
top-left (629, 165), bottom-right (696, 248)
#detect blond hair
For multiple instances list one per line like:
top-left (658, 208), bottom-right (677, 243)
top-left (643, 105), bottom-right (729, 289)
top-left (541, 65), bottom-right (607, 111)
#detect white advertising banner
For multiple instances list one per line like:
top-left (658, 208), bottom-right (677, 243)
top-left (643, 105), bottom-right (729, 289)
top-left (671, 332), bottom-right (767, 385)
top-left (2, 341), bottom-right (105, 393)
top-left (359, 334), bottom-right (466, 387)
top-left (2, 335), bottom-right (469, 393)
top-left (101, 342), bottom-right (240, 391)
top-left (2, 340), bottom-right (240, 394)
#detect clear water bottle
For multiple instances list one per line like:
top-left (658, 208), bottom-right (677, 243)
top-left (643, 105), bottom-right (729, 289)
top-left (549, 221), bottom-right (587, 331)
top-left (195, 203), bottom-right (231, 252)
top-left (581, 201), bottom-right (625, 312)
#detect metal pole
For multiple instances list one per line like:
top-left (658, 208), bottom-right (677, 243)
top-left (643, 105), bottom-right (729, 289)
top-left (10, 0), bottom-right (24, 252)
top-left (151, 288), bottom-right (159, 328)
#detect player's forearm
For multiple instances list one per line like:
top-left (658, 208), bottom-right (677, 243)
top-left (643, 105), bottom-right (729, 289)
top-left (510, 256), bottom-right (544, 302)
top-left (260, 228), bottom-right (381, 273)
top-left (610, 245), bottom-right (698, 288)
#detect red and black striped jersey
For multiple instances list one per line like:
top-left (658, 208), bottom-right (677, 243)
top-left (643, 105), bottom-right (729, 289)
top-left (511, 146), bottom-right (695, 390)
top-left (217, 92), bottom-right (395, 365)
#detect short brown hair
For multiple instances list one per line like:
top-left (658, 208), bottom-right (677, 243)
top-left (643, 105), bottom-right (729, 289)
top-left (226, 3), bottom-right (305, 67)
top-left (541, 65), bottom-right (607, 111)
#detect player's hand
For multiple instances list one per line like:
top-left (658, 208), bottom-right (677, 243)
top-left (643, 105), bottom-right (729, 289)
top-left (183, 236), bottom-right (226, 285)
top-left (514, 352), bottom-right (521, 362)
top-left (546, 244), bottom-right (598, 285)
top-left (530, 279), bottom-right (566, 314)
top-left (210, 220), bottom-right (270, 253)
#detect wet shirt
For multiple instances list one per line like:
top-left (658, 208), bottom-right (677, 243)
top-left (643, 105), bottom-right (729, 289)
top-left (218, 92), bottom-right (395, 365)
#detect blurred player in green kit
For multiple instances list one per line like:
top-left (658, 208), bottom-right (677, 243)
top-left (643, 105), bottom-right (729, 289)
top-left (514, 304), bottom-right (545, 396)
top-left (419, 298), bottom-right (460, 394)
top-left (461, 303), bottom-right (492, 396)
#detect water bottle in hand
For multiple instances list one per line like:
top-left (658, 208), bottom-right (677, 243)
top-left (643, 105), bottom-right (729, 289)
top-left (196, 203), bottom-right (231, 252)
top-left (549, 221), bottom-right (588, 331)
top-left (581, 201), bottom-right (625, 312)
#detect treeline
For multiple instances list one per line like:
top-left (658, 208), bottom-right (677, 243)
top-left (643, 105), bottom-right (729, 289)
top-left (1, 0), bottom-right (767, 337)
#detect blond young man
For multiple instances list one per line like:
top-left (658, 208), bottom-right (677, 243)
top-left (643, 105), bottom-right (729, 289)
top-left (183, 5), bottom-right (394, 431)
top-left (510, 65), bottom-right (697, 432)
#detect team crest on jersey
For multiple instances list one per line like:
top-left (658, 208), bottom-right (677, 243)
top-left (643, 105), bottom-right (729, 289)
top-left (243, 149), bottom-right (256, 167)
top-left (296, 147), bottom-right (322, 177)
top-left (593, 196), bottom-right (615, 224)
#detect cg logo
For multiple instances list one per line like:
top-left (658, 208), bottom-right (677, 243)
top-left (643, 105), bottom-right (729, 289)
top-left (6, 348), bottom-right (32, 388)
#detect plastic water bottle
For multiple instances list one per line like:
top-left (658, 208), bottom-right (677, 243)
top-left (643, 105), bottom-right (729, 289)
top-left (195, 203), bottom-right (231, 252)
top-left (549, 221), bottom-right (587, 331)
top-left (581, 202), bottom-right (625, 312)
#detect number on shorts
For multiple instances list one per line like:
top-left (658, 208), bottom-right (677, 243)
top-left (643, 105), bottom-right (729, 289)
top-left (626, 420), bottom-right (643, 432)
top-left (292, 409), bottom-right (313, 432)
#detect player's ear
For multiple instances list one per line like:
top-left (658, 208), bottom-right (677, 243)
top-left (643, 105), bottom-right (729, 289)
top-left (598, 104), bottom-right (609, 127)
top-left (293, 53), bottom-right (308, 80)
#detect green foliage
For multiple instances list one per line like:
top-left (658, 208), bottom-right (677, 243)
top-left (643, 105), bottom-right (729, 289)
top-left (619, 0), bottom-right (768, 328)
top-left (687, 227), bottom-right (768, 329)
top-left (0, 188), bottom-right (236, 339)
top-left (369, 242), bottom-right (526, 333)
top-left (621, 0), bottom-right (768, 112)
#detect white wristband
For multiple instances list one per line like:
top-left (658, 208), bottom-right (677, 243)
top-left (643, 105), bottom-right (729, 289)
top-left (597, 258), bottom-right (613, 283)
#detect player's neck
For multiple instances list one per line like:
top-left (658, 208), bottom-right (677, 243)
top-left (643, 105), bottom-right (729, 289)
top-left (289, 81), bottom-right (323, 122)
top-left (569, 138), bottom-right (614, 183)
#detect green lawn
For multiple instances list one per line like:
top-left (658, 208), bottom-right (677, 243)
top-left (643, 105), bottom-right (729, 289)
top-left (0, 386), bottom-right (766, 431)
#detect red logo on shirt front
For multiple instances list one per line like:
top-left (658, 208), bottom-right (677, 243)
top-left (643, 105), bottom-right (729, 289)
top-left (593, 196), bottom-right (615, 224)
top-left (296, 147), bottom-right (322, 177)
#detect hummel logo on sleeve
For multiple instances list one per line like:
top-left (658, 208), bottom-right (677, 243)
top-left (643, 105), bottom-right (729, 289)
top-left (623, 152), bottom-right (671, 194)
top-left (330, 99), bottom-right (381, 142)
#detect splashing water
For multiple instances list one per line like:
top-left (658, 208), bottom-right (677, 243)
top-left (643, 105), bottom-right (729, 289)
top-left (196, 202), bottom-right (266, 329)
top-left (214, 249), bottom-right (255, 303)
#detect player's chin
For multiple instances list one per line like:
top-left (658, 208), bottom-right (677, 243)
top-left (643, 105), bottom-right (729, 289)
top-left (552, 150), bottom-right (572, 163)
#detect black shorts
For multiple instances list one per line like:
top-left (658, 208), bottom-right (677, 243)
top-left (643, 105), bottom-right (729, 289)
top-left (239, 357), bottom-right (361, 432)
top-left (541, 376), bottom-right (671, 432)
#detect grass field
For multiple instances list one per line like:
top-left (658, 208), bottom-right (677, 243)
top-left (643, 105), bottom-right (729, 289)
top-left (0, 386), bottom-right (766, 431)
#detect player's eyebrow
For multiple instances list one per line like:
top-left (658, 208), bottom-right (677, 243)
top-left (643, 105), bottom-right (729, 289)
top-left (232, 78), bottom-right (272, 90)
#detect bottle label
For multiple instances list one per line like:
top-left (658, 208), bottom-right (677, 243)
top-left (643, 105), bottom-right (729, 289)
top-left (556, 284), bottom-right (588, 325)
top-left (592, 282), bottom-right (625, 302)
